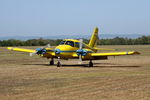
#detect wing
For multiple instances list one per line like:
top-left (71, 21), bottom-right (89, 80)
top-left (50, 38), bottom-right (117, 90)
top-left (7, 47), bottom-right (56, 58)
top-left (7, 47), bottom-right (36, 53)
top-left (72, 51), bottom-right (140, 60)
top-left (91, 51), bottom-right (140, 56)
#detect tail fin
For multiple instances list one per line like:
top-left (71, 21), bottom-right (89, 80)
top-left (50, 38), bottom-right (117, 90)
top-left (88, 27), bottom-right (99, 48)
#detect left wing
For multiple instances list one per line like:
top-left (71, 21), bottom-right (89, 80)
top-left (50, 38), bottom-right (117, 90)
top-left (91, 51), bottom-right (140, 56)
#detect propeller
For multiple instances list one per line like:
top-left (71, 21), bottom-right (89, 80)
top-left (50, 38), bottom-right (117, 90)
top-left (29, 44), bottom-right (51, 56)
top-left (79, 39), bottom-right (83, 64)
top-left (44, 44), bottom-right (51, 48)
top-left (29, 52), bottom-right (37, 56)
top-left (76, 39), bottom-right (87, 64)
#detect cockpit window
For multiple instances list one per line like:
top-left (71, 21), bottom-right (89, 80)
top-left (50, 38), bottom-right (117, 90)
top-left (75, 42), bottom-right (79, 48)
top-left (65, 41), bottom-right (74, 47)
top-left (75, 42), bottom-right (86, 48)
top-left (59, 41), bottom-right (66, 45)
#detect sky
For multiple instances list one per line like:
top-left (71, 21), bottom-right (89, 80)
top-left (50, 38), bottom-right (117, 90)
top-left (0, 0), bottom-right (150, 37)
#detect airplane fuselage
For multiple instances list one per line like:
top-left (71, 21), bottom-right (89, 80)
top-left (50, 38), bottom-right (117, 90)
top-left (43, 39), bottom-right (96, 60)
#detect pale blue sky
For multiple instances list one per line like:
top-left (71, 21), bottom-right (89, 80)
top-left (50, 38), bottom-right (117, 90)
top-left (0, 0), bottom-right (150, 36)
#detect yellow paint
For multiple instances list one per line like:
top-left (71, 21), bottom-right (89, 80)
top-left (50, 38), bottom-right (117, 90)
top-left (89, 27), bottom-right (99, 48)
top-left (7, 47), bottom-right (36, 53)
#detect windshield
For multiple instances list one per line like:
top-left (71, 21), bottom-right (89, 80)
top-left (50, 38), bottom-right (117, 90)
top-left (75, 42), bottom-right (86, 48)
top-left (75, 42), bottom-right (79, 48)
top-left (59, 41), bottom-right (66, 45)
top-left (65, 41), bottom-right (74, 47)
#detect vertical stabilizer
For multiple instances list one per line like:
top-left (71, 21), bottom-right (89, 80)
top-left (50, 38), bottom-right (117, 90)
top-left (88, 27), bottom-right (99, 48)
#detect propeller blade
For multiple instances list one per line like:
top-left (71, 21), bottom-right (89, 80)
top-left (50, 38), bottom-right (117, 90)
top-left (29, 52), bottom-right (37, 56)
top-left (44, 43), bottom-right (51, 48)
top-left (29, 53), bottom-right (32, 56)
top-left (47, 44), bottom-right (51, 48)
top-left (79, 39), bottom-right (83, 49)
top-left (40, 44), bottom-right (51, 49)
top-left (78, 39), bottom-right (83, 64)
top-left (78, 55), bottom-right (82, 64)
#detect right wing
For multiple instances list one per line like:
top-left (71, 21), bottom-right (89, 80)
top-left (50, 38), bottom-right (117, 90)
top-left (7, 47), bottom-right (56, 58)
top-left (7, 47), bottom-right (36, 53)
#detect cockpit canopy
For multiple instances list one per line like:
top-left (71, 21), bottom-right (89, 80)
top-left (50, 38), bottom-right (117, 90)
top-left (59, 40), bottom-right (86, 48)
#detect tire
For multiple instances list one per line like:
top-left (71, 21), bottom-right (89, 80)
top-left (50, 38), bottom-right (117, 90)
top-left (50, 60), bottom-right (54, 65)
top-left (57, 61), bottom-right (61, 67)
top-left (89, 61), bottom-right (93, 67)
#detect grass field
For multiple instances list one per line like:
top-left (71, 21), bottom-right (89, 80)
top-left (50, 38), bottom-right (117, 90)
top-left (0, 45), bottom-right (150, 100)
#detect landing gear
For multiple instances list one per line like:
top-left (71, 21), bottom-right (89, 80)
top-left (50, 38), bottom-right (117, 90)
top-left (57, 57), bottom-right (61, 67)
top-left (89, 60), bottom-right (93, 67)
top-left (49, 58), bottom-right (54, 65)
top-left (57, 61), bottom-right (61, 67)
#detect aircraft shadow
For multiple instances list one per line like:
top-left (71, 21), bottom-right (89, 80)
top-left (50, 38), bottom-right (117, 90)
top-left (23, 64), bottom-right (50, 66)
top-left (23, 63), bottom-right (89, 67)
top-left (23, 63), bottom-right (140, 68)
top-left (93, 65), bottom-right (141, 68)
top-left (61, 64), bottom-right (140, 68)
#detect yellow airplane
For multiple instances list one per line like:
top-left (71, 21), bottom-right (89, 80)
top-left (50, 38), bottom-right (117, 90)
top-left (7, 27), bottom-right (140, 67)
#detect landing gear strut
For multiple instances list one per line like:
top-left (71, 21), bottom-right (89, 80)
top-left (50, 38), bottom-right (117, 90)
top-left (49, 58), bottom-right (54, 65)
top-left (89, 60), bottom-right (93, 67)
top-left (57, 57), bottom-right (61, 67)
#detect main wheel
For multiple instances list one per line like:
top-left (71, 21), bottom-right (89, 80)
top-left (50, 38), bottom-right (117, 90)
top-left (50, 60), bottom-right (54, 65)
top-left (89, 60), bottom-right (93, 67)
top-left (57, 61), bottom-right (61, 67)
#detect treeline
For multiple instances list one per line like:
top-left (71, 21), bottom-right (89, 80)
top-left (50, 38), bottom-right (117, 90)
top-left (99, 36), bottom-right (150, 45)
top-left (0, 38), bottom-right (62, 46)
top-left (0, 36), bottom-right (150, 46)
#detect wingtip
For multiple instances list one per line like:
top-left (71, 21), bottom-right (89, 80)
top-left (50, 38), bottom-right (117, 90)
top-left (7, 47), bottom-right (12, 50)
top-left (134, 51), bottom-right (140, 54)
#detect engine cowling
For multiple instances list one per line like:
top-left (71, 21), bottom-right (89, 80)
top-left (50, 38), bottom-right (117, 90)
top-left (36, 48), bottom-right (47, 55)
top-left (76, 49), bottom-right (87, 56)
top-left (54, 49), bottom-right (61, 54)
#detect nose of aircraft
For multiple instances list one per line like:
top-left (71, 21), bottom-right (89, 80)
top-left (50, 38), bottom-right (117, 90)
top-left (54, 49), bottom-right (61, 54)
top-left (76, 49), bottom-right (87, 56)
top-left (36, 48), bottom-right (47, 54)
top-left (54, 45), bottom-right (78, 54)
